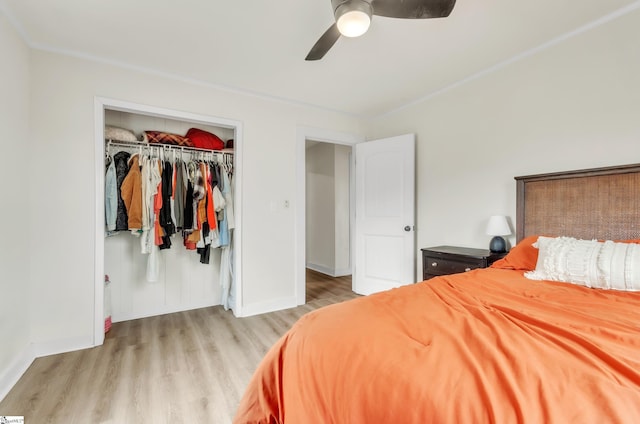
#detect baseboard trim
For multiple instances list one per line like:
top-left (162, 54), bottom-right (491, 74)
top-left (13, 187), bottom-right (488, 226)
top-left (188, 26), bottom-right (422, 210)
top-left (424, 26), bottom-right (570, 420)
top-left (306, 263), bottom-right (351, 278)
top-left (1, 335), bottom-right (96, 402)
top-left (333, 267), bottom-right (352, 277)
top-left (0, 344), bottom-right (35, 403)
top-left (31, 335), bottom-right (95, 359)
top-left (239, 296), bottom-right (297, 317)
top-left (112, 301), bottom-right (220, 324)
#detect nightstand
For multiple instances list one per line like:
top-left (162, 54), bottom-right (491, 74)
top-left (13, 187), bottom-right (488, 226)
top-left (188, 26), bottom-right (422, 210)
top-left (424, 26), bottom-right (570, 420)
top-left (421, 246), bottom-right (507, 281)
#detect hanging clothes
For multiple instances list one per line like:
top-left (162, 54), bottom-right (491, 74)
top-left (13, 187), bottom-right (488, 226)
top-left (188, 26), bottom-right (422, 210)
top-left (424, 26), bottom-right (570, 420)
top-left (192, 161), bottom-right (205, 203)
top-left (185, 161), bottom-right (205, 247)
top-left (206, 161), bottom-right (221, 249)
top-left (105, 144), bottom-right (236, 289)
top-left (224, 234), bottom-right (236, 311)
top-left (105, 158), bottom-right (117, 232)
top-left (227, 171), bottom-right (236, 310)
top-left (220, 244), bottom-right (232, 310)
top-left (222, 166), bottom-right (235, 231)
top-left (218, 191), bottom-right (230, 247)
top-left (169, 161), bottom-right (178, 230)
top-left (139, 156), bottom-right (148, 242)
top-left (154, 160), bottom-right (167, 248)
top-left (141, 156), bottom-right (160, 255)
top-left (206, 163), bottom-right (217, 230)
top-left (146, 158), bottom-right (163, 282)
top-left (174, 160), bottom-right (186, 230)
top-left (147, 242), bottom-right (160, 282)
top-left (120, 154), bottom-right (143, 232)
top-left (183, 177), bottom-right (195, 234)
top-left (182, 160), bottom-right (197, 250)
top-left (113, 151), bottom-right (131, 231)
top-left (196, 162), bottom-right (216, 264)
top-left (220, 166), bottom-right (235, 311)
top-left (159, 160), bottom-right (175, 249)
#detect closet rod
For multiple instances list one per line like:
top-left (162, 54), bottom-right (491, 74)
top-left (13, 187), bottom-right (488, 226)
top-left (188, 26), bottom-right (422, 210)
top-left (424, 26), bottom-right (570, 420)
top-left (106, 139), bottom-right (234, 156)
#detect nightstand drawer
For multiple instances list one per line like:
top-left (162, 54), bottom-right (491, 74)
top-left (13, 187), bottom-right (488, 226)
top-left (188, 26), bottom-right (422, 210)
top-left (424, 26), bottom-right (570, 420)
top-left (421, 246), bottom-right (506, 281)
top-left (425, 257), bottom-right (483, 276)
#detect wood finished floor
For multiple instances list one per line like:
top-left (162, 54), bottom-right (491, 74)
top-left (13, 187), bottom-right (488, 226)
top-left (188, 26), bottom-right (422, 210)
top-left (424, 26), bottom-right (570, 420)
top-left (0, 271), bottom-right (356, 424)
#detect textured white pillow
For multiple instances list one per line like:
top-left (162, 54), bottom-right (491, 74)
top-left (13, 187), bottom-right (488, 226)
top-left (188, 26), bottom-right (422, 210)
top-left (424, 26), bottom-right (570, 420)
top-left (525, 236), bottom-right (640, 291)
top-left (105, 125), bottom-right (138, 142)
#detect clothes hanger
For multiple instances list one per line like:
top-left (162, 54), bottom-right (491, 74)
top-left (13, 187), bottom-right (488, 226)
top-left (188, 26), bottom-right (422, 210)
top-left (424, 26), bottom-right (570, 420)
top-left (105, 144), bottom-right (112, 166)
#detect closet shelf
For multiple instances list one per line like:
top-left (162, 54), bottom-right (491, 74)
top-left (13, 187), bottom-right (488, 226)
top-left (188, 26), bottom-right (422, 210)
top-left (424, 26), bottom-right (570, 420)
top-left (106, 139), bottom-right (234, 156)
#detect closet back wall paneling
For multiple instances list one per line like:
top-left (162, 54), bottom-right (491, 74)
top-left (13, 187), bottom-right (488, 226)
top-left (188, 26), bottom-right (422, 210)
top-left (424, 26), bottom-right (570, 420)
top-left (105, 110), bottom-right (235, 322)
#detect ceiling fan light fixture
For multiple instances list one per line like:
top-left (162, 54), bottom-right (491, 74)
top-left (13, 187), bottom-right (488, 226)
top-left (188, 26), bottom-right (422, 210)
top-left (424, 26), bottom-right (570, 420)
top-left (335, 0), bottom-right (372, 38)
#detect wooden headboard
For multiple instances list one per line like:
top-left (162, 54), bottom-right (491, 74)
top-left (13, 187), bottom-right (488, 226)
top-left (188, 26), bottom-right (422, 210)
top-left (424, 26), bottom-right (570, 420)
top-left (515, 163), bottom-right (640, 242)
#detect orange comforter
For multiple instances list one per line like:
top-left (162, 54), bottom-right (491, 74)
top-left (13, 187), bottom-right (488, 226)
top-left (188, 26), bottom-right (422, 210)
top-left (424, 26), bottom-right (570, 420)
top-left (234, 268), bottom-right (640, 423)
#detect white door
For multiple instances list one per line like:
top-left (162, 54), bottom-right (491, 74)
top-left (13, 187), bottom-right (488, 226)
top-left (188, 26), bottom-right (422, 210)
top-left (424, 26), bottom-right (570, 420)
top-left (354, 134), bottom-right (415, 295)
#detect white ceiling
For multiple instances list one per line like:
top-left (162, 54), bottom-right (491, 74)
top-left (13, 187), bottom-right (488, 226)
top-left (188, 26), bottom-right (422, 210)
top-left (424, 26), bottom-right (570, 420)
top-left (2, 0), bottom-right (639, 117)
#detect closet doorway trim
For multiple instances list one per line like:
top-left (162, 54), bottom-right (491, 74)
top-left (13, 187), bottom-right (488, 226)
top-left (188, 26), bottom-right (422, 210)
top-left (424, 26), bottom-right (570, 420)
top-left (94, 96), bottom-right (244, 346)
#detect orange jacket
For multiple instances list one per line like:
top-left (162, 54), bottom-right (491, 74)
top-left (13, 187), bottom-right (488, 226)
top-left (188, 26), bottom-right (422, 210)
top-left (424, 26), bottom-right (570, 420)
top-left (120, 154), bottom-right (143, 230)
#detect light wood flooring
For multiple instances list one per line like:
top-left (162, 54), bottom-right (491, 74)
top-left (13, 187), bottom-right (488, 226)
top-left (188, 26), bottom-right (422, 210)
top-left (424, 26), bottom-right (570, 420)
top-left (0, 271), bottom-right (355, 424)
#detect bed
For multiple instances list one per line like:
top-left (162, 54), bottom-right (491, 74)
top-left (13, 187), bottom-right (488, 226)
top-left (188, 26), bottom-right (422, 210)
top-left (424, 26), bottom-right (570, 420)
top-left (234, 164), bottom-right (640, 423)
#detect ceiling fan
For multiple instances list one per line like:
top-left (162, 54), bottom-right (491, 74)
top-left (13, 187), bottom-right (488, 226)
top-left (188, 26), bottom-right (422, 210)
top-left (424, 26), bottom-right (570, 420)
top-left (305, 0), bottom-right (457, 61)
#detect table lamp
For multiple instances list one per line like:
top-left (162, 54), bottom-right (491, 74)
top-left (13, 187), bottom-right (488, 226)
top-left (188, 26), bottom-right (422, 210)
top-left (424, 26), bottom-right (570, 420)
top-left (486, 215), bottom-right (511, 253)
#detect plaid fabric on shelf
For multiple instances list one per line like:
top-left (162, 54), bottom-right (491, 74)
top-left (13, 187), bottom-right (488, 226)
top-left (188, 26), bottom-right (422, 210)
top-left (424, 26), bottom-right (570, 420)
top-left (143, 130), bottom-right (193, 147)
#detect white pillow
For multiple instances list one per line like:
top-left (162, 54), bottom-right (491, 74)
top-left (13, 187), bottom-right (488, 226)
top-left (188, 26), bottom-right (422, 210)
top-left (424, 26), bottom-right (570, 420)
top-left (524, 236), bottom-right (640, 291)
top-left (105, 125), bottom-right (138, 142)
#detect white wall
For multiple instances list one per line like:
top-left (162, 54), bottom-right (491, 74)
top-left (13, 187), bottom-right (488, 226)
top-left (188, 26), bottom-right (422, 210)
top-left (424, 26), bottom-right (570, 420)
top-left (26, 50), bottom-right (364, 348)
top-left (306, 142), bottom-right (336, 271)
top-left (305, 143), bottom-right (351, 276)
top-left (368, 8), bottom-right (640, 279)
top-left (0, 12), bottom-right (31, 398)
top-left (334, 145), bottom-right (351, 274)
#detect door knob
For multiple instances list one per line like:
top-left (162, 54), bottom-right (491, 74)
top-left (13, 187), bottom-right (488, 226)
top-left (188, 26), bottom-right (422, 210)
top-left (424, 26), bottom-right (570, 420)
top-left (404, 226), bottom-right (411, 232)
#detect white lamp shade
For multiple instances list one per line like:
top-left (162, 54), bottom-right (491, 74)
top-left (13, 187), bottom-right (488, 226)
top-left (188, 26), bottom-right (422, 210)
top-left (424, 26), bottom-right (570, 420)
top-left (336, 10), bottom-right (371, 37)
top-left (486, 215), bottom-right (511, 236)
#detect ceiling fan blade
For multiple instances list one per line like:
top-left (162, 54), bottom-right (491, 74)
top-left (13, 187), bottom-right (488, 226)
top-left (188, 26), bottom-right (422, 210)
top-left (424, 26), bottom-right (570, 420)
top-left (305, 23), bottom-right (341, 61)
top-left (370, 0), bottom-right (456, 19)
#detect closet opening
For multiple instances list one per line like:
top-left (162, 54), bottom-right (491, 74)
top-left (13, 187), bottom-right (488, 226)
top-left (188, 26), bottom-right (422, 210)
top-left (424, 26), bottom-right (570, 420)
top-left (94, 97), bottom-right (243, 346)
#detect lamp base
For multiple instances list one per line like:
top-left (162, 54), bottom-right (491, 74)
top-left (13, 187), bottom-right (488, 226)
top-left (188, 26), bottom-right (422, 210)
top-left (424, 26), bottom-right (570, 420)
top-left (489, 236), bottom-right (507, 253)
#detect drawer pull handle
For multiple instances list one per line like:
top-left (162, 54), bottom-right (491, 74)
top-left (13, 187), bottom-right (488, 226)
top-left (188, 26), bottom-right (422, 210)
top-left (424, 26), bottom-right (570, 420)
top-left (465, 267), bottom-right (471, 272)
top-left (431, 262), bottom-right (438, 267)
